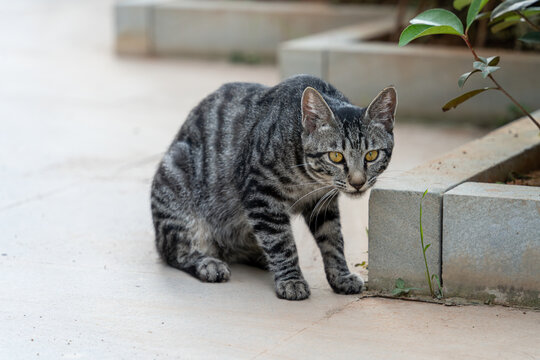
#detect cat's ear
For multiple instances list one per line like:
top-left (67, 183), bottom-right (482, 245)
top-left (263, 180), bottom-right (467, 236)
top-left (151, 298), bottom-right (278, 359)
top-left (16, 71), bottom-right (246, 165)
top-left (365, 86), bottom-right (397, 131)
top-left (301, 87), bottom-right (336, 133)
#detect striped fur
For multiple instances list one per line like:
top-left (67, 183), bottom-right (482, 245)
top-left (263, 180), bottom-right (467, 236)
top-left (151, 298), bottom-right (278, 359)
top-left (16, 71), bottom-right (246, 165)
top-left (151, 75), bottom-right (396, 300)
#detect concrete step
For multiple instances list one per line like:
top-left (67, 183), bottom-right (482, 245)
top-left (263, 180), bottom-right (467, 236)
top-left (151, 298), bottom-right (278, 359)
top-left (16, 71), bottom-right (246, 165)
top-left (115, 0), bottom-right (393, 61)
top-left (368, 113), bottom-right (540, 307)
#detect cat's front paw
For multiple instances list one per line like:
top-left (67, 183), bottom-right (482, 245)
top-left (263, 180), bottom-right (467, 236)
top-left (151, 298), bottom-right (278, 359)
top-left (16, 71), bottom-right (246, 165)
top-left (196, 258), bottom-right (231, 283)
top-left (330, 273), bottom-right (364, 295)
top-left (275, 278), bottom-right (310, 300)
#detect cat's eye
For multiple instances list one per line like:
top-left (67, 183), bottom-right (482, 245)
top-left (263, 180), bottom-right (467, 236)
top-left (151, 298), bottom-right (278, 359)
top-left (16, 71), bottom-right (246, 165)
top-left (365, 150), bottom-right (379, 162)
top-left (328, 151), bottom-right (344, 163)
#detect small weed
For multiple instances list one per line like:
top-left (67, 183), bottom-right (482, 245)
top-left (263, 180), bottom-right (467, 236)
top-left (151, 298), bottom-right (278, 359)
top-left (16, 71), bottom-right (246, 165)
top-left (419, 189), bottom-right (443, 299)
top-left (392, 278), bottom-right (419, 297)
top-left (228, 51), bottom-right (262, 65)
top-left (506, 171), bottom-right (531, 182)
top-left (392, 190), bottom-right (443, 299)
top-left (354, 261), bottom-right (368, 269)
top-left (431, 274), bottom-right (443, 300)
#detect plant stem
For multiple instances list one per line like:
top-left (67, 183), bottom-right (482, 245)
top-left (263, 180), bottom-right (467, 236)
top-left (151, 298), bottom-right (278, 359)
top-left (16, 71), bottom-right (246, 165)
top-left (461, 35), bottom-right (540, 130)
top-left (462, 35), bottom-right (481, 61)
top-left (419, 191), bottom-right (434, 297)
top-left (487, 75), bottom-right (540, 129)
top-left (516, 10), bottom-right (540, 31)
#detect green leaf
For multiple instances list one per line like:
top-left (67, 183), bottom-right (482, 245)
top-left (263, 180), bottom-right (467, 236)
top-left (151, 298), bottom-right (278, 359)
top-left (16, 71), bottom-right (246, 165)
top-left (491, 0), bottom-right (540, 21)
top-left (491, 18), bottom-right (522, 32)
top-left (392, 288), bottom-right (406, 296)
top-left (431, 274), bottom-right (444, 298)
top-left (519, 31), bottom-right (540, 43)
top-left (486, 56), bottom-right (500, 65)
top-left (490, 6), bottom-right (540, 21)
top-left (410, 9), bottom-right (465, 33)
top-left (454, 0), bottom-right (473, 10)
top-left (475, 11), bottom-right (493, 21)
top-left (442, 88), bottom-right (497, 111)
top-left (395, 278), bottom-right (405, 289)
top-left (399, 9), bottom-right (465, 46)
top-left (473, 61), bottom-right (500, 77)
top-left (392, 287), bottom-right (419, 296)
top-left (399, 24), bottom-right (464, 46)
top-left (490, 11), bottom-right (540, 32)
top-left (424, 243), bottom-right (431, 252)
top-left (458, 70), bottom-right (480, 87)
top-left (483, 66), bottom-right (500, 77)
top-left (467, 0), bottom-right (491, 30)
top-left (477, 56), bottom-right (499, 65)
top-left (404, 287), bottom-right (420, 292)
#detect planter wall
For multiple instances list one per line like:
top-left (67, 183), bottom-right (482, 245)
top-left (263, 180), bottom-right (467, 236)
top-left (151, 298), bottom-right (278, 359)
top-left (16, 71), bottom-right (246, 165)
top-left (115, 0), bottom-right (394, 61)
top-left (443, 182), bottom-right (540, 307)
top-left (368, 113), bottom-right (540, 307)
top-left (279, 21), bottom-right (540, 124)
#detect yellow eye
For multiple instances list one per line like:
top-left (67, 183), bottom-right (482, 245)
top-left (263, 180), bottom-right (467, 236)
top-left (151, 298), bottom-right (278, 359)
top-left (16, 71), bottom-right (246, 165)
top-left (328, 151), bottom-right (344, 163)
top-left (365, 150), bottom-right (379, 162)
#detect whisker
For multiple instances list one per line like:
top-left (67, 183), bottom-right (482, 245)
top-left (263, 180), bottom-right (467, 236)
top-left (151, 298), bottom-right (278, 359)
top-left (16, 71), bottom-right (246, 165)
top-left (375, 176), bottom-right (401, 181)
top-left (309, 190), bottom-right (331, 223)
top-left (289, 184), bottom-right (333, 211)
top-left (324, 189), bottom-right (340, 219)
top-left (316, 189), bottom-right (339, 226)
top-left (310, 188), bottom-right (337, 226)
top-left (321, 188), bottom-right (338, 216)
top-left (381, 170), bottom-right (407, 174)
top-left (286, 181), bottom-right (326, 187)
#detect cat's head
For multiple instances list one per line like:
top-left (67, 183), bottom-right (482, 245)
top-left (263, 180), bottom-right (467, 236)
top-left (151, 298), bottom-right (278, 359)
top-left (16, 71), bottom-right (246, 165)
top-left (300, 86), bottom-right (397, 197)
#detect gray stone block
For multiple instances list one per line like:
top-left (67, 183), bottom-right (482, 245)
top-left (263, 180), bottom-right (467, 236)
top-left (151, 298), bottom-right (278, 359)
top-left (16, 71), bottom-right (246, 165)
top-left (367, 116), bottom-right (540, 296)
top-left (443, 182), bottom-right (540, 307)
top-left (115, 0), bottom-right (156, 55)
top-left (369, 189), bottom-right (442, 292)
top-left (115, 0), bottom-right (392, 60)
top-left (279, 20), bottom-right (540, 124)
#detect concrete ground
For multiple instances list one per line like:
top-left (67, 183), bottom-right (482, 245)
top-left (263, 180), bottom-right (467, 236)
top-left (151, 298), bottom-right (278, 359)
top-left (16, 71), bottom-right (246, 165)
top-left (1, 1), bottom-right (539, 359)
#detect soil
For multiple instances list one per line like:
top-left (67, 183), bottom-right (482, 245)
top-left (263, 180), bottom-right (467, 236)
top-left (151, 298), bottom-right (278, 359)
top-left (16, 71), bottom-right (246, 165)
top-left (369, 31), bottom-right (528, 50)
top-left (505, 169), bottom-right (540, 186)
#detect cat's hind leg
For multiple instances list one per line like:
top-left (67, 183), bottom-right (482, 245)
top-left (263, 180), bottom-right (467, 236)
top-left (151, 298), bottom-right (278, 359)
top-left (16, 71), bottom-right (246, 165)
top-left (151, 144), bottom-right (231, 283)
top-left (151, 193), bottom-right (230, 283)
top-left (169, 251), bottom-right (231, 283)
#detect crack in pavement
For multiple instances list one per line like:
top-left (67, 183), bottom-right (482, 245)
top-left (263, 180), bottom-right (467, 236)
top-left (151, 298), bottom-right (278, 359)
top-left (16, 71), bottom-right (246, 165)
top-left (0, 153), bottom-right (163, 213)
top-left (0, 182), bottom-right (78, 213)
top-left (250, 296), bottom-right (361, 359)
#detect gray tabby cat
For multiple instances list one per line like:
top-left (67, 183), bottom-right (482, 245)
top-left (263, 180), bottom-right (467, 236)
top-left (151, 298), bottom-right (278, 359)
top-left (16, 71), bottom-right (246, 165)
top-left (151, 75), bottom-right (396, 300)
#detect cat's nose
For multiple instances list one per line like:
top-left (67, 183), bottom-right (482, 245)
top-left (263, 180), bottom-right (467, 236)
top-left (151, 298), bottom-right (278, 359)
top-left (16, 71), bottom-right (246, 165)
top-left (349, 181), bottom-right (365, 191)
top-left (348, 173), bottom-right (366, 190)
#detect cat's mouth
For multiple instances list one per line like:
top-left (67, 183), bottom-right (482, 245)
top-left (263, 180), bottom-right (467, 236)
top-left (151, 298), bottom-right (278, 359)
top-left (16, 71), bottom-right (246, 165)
top-left (343, 189), bottom-right (366, 198)
top-left (340, 178), bottom-right (376, 197)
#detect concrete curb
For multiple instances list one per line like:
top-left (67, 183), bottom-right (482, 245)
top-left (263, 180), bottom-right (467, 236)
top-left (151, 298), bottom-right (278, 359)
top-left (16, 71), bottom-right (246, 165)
top-left (115, 0), bottom-right (393, 61)
top-left (368, 113), bottom-right (540, 307)
top-left (443, 182), bottom-right (540, 307)
top-left (279, 21), bottom-right (540, 123)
